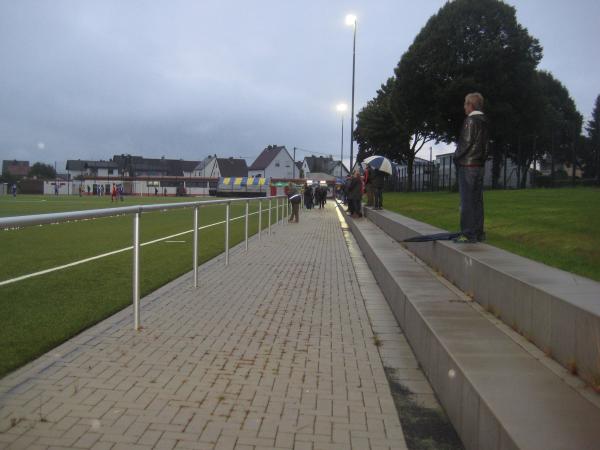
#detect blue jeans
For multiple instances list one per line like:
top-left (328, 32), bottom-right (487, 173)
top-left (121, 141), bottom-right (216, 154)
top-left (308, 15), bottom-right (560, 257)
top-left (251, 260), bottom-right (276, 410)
top-left (458, 166), bottom-right (484, 240)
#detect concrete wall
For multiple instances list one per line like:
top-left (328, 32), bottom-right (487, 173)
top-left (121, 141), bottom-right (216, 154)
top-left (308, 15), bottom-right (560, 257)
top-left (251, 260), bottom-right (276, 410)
top-left (365, 208), bottom-right (600, 388)
top-left (346, 211), bottom-right (600, 450)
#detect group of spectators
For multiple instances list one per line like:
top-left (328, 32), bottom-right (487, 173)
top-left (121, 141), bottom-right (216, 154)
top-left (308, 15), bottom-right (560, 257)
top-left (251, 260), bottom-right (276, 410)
top-left (342, 165), bottom-right (386, 219)
top-left (283, 92), bottom-right (490, 244)
top-left (286, 166), bottom-right (387, 222)
top-left (303, 184), bottom-right (328, 210)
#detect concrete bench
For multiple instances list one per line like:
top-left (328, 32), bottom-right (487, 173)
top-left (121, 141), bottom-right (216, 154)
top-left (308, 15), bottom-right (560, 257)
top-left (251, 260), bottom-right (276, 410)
top-left (363, 207), bottom-right (600, 391)
top-left (346, 211), bottom-right (600, 450)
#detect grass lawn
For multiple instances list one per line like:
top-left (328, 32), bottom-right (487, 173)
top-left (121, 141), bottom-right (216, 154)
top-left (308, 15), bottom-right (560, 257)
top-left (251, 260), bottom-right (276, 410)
top-left (383, 187), bottom-right (600, 282)
top-left (0, 194), bottom-right (284, 377)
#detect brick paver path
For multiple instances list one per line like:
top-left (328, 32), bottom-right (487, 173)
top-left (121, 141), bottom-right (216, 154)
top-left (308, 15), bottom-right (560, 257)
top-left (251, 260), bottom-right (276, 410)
top-left (0, 204), bottom-right (407, 450)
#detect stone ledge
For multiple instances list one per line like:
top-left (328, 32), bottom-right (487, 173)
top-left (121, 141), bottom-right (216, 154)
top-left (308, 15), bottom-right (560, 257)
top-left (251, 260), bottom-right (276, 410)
top-left (345, 210), bottom-right (600, 450)
top-left (364, 207), bottom-right (600, 389)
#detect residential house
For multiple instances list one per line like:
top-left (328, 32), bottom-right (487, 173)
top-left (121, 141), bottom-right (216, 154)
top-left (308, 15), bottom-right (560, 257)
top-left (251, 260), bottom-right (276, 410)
top-left (302, 155), bottom-right (349, 180)
top-left (66, 160), bottom-right (120, 179)
top-left (248, 145), bottom-right (296, 179)
top-left (193, 156), bottom-right (248, 178)
top-left (2, 160), bottom-right (30, 178)
top-left (537, 154), bottom-right (583, 179)
top-left (111, 155), bottom-right (198, 177)
top-left (433, 153), bottom-right (531, 189)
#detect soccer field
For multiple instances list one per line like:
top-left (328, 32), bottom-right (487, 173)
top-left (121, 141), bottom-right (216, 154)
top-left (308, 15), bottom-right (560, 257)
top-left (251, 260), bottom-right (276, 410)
top-left (0, 195), bottom-right (283, 377)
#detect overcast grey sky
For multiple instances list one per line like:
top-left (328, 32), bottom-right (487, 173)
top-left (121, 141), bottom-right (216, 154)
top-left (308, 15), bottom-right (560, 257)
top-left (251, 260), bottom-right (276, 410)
top-left (1, 0), bottom-right (599, 168)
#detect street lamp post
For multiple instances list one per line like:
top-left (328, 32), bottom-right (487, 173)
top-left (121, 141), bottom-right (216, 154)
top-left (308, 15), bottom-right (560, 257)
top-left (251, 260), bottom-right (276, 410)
top-left (346, 14), bottom-right (357, 171)
top-left (293, 147), bottom-right (297, 179)
top-left (336, 103), bottom-right (348, 178)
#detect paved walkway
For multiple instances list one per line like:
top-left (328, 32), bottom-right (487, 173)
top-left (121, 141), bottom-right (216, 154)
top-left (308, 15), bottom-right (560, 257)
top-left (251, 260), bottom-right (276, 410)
top-left (0, 204), bottom-right (413, 450)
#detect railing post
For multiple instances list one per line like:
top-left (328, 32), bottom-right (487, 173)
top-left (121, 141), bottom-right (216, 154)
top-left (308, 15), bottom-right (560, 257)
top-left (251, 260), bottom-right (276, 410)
top-left (132, 211), bottom-right (141, 330)
top-left (275, 197), bottom-right (279, 225)
top-left (244, 200), bottom-right (249, 252)
top-left (284, 197), bottom-right (288, 225)
top-left (268, 198), bottom-right (272, 235)
top-left (225, 202), bottom-right (230, 266)
top-left (258, 200), bottom-right (262, 241)
top-left (193, 206), bottom-right (199, 288)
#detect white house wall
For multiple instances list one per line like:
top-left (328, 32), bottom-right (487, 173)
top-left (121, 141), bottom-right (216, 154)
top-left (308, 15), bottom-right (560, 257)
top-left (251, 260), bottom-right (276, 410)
top-left (249, 150), bottom-right (294, 179)
top-left (266, 151), bottom-right (294, 178)
top-left (195, 159), bottom-right (220, 178)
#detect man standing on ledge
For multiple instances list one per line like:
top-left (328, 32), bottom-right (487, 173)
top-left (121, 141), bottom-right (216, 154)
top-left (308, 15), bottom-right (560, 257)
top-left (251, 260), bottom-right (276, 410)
top-left (453, 92), bottom-right (489, 243)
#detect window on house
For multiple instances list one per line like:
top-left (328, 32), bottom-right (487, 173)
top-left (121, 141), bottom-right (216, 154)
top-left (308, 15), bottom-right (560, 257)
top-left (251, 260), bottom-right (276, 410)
top-left (275, 163), bottom-right (280, 167)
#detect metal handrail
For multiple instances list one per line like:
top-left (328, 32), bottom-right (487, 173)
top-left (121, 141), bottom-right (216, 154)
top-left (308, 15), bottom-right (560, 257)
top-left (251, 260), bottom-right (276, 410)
top-left (0, 195), bottom-right (288, 330)
top-left (0, 196), bottom-right (285, 229)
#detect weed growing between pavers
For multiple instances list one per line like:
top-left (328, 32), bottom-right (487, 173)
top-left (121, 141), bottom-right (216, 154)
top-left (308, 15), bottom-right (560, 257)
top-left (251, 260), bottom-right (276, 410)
top-left (384, 367), bottom-right (464, 450)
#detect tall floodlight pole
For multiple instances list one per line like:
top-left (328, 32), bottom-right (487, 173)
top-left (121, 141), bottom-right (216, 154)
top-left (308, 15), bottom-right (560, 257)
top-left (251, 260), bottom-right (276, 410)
top-left (336, 103), bottom-right (348, 178)
top-left (293, 147), bottom-right (297, 179)
top-left (346, 14), bottom-right (357, 171)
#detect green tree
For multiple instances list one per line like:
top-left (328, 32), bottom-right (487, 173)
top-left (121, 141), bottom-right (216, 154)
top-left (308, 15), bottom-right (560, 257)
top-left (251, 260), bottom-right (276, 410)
top-left (0, 171), bottom-right (17, 185)
top-left (584, 95), bottom-right (600, 182)
top-left (354, 77), bottom-right (410, 165)
top-left (392, 0), bottom-right (543, 187)
top-left (28, 162), bottom-right (57, 180)
top-left (529, 71), bottom-right (582, 186)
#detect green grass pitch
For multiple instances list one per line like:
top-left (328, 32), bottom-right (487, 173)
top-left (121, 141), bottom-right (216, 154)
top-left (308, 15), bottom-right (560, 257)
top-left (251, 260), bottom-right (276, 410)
top-left (0, 194), bottom-right (283, 377)
top-left (383, 187), bottom-right (600, 282)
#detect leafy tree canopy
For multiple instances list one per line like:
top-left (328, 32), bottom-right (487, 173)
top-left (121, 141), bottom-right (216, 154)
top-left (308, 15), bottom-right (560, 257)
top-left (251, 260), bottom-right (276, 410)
top-left (583, 94), bottom-right (600, 180)
top-left (354, 77), bottom-right (410, 164)
top-left (28, 162), bottom-right (57, 180)
top-left (393, 0), bottom-right (543, 145)
top-left (532, 71), bottom-right (583, 162)
top-left (586, 94), bottom-right (600, 145)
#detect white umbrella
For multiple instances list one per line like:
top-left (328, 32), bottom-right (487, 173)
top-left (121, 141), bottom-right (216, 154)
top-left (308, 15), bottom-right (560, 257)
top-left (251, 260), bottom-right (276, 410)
top-left (362, 155), bottom-right (393, 175)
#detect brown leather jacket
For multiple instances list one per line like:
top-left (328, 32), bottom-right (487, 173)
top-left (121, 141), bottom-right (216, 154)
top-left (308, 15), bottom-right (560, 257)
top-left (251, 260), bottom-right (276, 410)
top-left (454, 112), bottom-right (489, 166)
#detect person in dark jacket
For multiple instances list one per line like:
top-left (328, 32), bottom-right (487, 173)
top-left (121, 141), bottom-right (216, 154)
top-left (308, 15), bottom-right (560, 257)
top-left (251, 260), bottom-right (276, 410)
top-left (303, 184), bottom-right (314, 210)
top-left (453, 92), bottom-right (490, 243)
top-left (371, 168), bottom-right (385, 210)
top-left (343, 175), bottom-right (352, 210)
top-left (364, 165), bottom-right (374, 207)
top-left (313, 185), bottom-right (321, 209)
top-left (348, 170), bottom-right (364, 218)
top-left (316, 185), bottom-right (326, 209)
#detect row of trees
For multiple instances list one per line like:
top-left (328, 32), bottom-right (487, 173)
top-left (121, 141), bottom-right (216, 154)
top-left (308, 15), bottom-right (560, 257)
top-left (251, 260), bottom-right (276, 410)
top-left (0, 163), bottom-right (57, 185)
top-left (354, 0), bottom-right (599, 189)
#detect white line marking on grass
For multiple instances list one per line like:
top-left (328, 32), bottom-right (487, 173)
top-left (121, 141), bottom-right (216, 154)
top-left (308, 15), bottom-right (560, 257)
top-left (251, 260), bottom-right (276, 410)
top-left (0, 209), bottom-right (270, 287)
top-left (165, 240), bottom-right (186, 243)
top-left (1, 200), bottom-right (48, 203)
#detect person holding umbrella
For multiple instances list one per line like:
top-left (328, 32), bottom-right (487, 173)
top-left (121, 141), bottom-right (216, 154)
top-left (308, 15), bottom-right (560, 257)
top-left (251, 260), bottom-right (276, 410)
top-left (362, 156), bottom-right (392, 210)
top-left (371, 167), bottom-right (385, 210)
